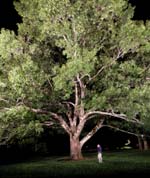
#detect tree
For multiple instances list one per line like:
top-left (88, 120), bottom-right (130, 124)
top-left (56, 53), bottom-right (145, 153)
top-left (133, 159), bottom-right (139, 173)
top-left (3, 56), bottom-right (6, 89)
top-left (0, 0), bottom-right (150, 160)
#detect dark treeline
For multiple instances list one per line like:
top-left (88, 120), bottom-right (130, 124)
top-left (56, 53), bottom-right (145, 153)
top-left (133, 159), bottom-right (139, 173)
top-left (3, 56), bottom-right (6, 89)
top-left (0, 128), bottom-right (141, 164)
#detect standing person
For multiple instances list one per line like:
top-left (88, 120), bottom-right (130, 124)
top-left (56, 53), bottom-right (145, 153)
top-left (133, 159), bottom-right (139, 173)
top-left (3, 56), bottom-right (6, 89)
top-left (97, 144), bottom-right (102, 163)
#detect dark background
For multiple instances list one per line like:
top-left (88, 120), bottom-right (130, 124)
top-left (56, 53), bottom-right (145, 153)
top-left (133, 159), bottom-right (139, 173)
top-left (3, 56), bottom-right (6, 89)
top-left (0, 0), bottom-right (150, 31)
top-left (0, 0), bottom-right (149, 162)
top-left (0, 0), bottom-right (22, 31)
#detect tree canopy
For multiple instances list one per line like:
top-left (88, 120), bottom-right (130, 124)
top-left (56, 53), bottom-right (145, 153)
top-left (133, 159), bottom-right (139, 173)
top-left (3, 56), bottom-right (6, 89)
top-left (0, 0), bottom-right (150, 159)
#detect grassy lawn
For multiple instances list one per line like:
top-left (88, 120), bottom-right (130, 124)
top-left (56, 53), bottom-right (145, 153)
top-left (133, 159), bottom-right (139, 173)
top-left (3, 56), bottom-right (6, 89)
top-left (0, 149), bottom-right (150, 178)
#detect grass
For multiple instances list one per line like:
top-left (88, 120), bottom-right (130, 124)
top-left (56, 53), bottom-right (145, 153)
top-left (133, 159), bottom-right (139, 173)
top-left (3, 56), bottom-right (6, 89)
top-left (0, 149), bottom-right (150, 178)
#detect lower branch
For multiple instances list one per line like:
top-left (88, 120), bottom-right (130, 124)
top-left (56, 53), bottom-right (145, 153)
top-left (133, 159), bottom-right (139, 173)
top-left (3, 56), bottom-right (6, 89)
top-left (80, 119), bottom-right (104, 148)
top-left (102, 125), bottom-right (140, 137)
top-left (30, 108), bottom-right (71, 135)
top-left (0, 98), bottom-right (9, 103)
top-left (84, 111), bottom-right (143, 125)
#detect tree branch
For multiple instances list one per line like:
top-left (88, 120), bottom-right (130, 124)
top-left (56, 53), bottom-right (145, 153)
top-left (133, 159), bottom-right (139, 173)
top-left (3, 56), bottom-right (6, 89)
top-left (62, 101), bottom-right (75, 108)
top-left (76, 74), bottom-right (85, 117)
top-left (76, 73), bottom-right (85, 99)
top-left (74, 80), bottom-right (79, 106)
top-left (74, 119), bottom-right (86, 139)
top-left (30, 108), bottom-right (50, 114)
top-left (0, 98), bottom-right (9, 103)
top-left (30, 108), bottom-right (71, 134)
top-left (83, 111), bottom-right (143, 125)
top-left (88, 47), bottom-right (126, 82)
top-left (42, 121), bottom-right (54, 127)
top-left (80, 119), bottom-right (104, 148)
top-left (62, 102), bottom-right (74, 127)
top-left (102, 124), bottom-right (140, 137)
top-left (89, 59), bottom-right (116, 82)
top-left (0, 107), bottom-right (12, 111)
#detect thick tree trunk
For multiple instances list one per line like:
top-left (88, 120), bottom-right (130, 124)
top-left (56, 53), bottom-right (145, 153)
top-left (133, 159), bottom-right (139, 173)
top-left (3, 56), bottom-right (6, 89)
top-left (70, 136), bottom-right (83, 160)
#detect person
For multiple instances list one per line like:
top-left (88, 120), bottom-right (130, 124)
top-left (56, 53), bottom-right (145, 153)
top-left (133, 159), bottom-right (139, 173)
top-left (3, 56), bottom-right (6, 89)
top-left (97, 144), bottom-right (102, 163)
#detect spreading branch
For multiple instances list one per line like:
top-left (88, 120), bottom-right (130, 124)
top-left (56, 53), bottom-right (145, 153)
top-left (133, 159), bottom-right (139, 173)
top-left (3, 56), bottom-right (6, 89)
top-left (80, 119), bottom-right (104, 147)
top-left (0, 98), bottom-right (9, 103)
top-left (62, 101), bottom-right (74, 127)
top-left (102, 124), bottom-right (140, 137)
top-left (83, 111), bottom-right (143, 125)
top-left (62, 101), bottom-right (75, 108)
top-left (30, 108), bottom-right (71, 134)
top-left (87, 47), bottom-right (127, 82)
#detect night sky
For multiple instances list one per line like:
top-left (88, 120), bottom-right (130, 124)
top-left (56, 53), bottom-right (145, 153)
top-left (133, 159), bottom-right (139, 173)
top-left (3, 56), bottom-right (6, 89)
top-left (0, 0), bottom-right (150, 31)
top-left (0, 0), bottom-right (22, 31)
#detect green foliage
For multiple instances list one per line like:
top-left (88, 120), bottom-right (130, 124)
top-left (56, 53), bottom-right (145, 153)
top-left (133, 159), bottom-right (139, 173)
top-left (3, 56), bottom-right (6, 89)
top-left (8, 58), bottom-right (50, 100)
top-left (0, 106), bottom-right (43, 144)
top-left (0, 0), bottom-right (150, 145)
top-left (0, 29), bottom-right (22, 59)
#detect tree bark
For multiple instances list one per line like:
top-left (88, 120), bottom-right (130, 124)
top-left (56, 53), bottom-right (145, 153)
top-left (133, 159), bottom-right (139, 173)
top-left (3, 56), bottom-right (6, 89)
top-left (70, 135), bottom-right (83, 160)
top-left (143, 137), bottom-right (149, 150)
top-left (137, 136), bottom-right (143, 150)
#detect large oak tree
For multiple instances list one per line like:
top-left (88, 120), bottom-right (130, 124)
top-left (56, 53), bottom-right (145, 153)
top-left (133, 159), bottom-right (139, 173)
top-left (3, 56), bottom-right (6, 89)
top-left (0, 0), bottom-right (150, 159)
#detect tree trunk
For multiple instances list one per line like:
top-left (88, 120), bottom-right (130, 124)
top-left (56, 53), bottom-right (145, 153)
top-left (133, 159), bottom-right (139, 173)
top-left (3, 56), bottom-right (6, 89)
top-left (143, 137), bottom-right (149, 150)
top-left (137, 136), bottom-right (143, 150)
top-left (70, 135), bottom-right (83, 160)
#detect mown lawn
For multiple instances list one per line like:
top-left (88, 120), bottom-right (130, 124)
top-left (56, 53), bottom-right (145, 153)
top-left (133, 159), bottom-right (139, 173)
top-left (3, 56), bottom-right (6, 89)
top-left (0, 149), bottom-right (150, 178)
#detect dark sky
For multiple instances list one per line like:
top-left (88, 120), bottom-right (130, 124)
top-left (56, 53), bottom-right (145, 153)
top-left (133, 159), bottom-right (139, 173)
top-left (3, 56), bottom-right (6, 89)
top-left (0, 0), bottom-right (22, 31)
top-left (130, 0), bottom-right (150, 20)
top-left (0, 0), bottom-right (150, 31)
